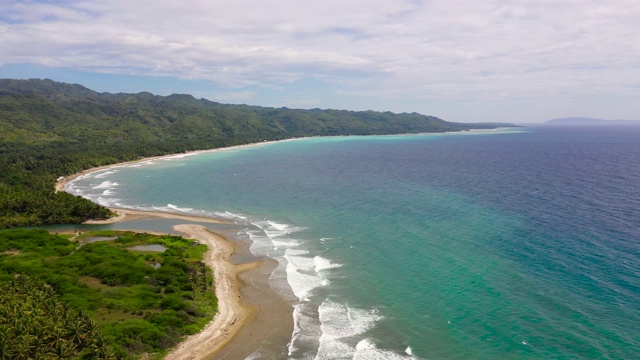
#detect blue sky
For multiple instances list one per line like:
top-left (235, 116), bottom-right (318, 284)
top-left (1, 0), bottom-right (639, 123)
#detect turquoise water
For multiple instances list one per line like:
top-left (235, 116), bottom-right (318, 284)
top-left (67, 127), bottom-right (640, 359)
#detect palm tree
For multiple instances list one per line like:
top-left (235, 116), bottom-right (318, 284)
top-left (95, 344), bottom-right (117, 360)
top-left (51, 340), bottom-right (77, 359)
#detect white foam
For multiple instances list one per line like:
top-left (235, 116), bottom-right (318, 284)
top-left (166, 203), bottom-right (194, 212)
top-left (315, 300), bottom-right (384, 359)
top-left (92, 181), bottom-right (119, 189)
top-left (268, 220), bottom-right (289, 231)
top-left (314, 256), bottom-right (342, 272)
top-left (405, 346), bottom-right (413, 356)
top-left (254, 219), bottom-right (306, 238)
top-left (272, 239), bottom-right (300, 249)
top-left (285, 253), bottom-right (324, 301)
top-left (319, 300), bottom-right (382, 338)
top-left (353, 339), bottom-right (416, 360)
top-left (241, 216), bottom-right (406, 360)
top-left (289, 303), bottom-right (323, 358)
top-left (161, 153), bottom-right (195, 160)
top-left (215, 211), bottom-right (249, 221)
top-left (95, 196), bottom-right (121, 207)
top-left (94, 170), bottom-right (118, 179)
top-left (102, 189), bottom-right (114, 196)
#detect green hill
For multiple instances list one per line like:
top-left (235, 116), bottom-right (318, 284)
top-left (0, 78), bottom-right (510, 227)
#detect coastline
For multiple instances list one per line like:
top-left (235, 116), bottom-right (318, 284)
top-left (55, 137), bottom-right (308, 193)
top-left (163, 224), bottom-right (252, 360)
top-left (55, 129), bottom-right (516, 359)
top-left (56, 146), bottom-right (298, 359)
top-left (67, 207), bottom-right (294, 360)
top-left (54, 127), bottom-right (516, 193)
top-left (83, 207), bottom-right (232, 225)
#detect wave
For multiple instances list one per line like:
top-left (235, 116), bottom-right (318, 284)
top-left (353, 339), bottom-right (416, 360)
top-left (65, 171), bottom-right (419, 359)
top-left (215, 211), bottom-right (249, 221)
top-left (160, 153), bottom-right (197, 160)
top-left (92, 181), bottom-right (120, 189)
top-left (94, 170), bottom-right (118, 179)
top-left (166, 203), bottom-right (194, 212)
top-left (314, 256), bottom-right (342, 272)
top-left (241, 216), bottom-right (414, 359)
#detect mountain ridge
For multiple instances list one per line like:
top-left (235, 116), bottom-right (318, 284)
top-left (0, 78), bottom-right (511, 228)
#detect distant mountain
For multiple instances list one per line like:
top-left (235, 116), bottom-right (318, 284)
top-left (0, 78), bottom-right (511, 146)
top-left (546, 117), bottom-right (639, 124)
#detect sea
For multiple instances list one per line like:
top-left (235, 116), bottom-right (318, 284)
top-left (65, 125), bottom-right (640, 359)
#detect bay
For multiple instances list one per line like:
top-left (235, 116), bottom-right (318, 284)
top-left (67, 126), bottom-right (640, 359)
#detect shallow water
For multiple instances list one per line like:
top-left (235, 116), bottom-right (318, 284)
top-left (128, 244), bottom-right (167, 253)
top-left (83, 236), bottom-right (117, 243)
top-left (67, 126), bottom-right (640, 359)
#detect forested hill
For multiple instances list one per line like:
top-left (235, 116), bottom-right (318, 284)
top-left (0, 78), bottom-right (509, 228)
top-left (0, 78), bottom-right (504, 145)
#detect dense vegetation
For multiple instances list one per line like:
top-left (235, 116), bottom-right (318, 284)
top-left (0, 228), bottom-right (216, 359)
top-left (0, 78), bottom-right (510, 227)
top-left (0, 275), bottom-right (116, 359)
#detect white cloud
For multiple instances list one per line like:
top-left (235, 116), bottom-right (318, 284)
top-left (0, 0), bottom-right (639, 121)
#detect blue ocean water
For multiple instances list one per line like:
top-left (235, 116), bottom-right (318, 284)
top-left (67, 126), bottom-right (640, 359)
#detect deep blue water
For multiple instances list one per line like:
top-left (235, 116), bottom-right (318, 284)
top-left (67, 126), bottom-right (640, 359)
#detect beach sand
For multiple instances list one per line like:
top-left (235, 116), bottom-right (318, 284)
top-left (164, 224), bottom-right (253, 360)
top-left (84, 207), bottom-right (231, 225)
top-left (83, 210), bottom-right (293, 360)
top-left (58, 183), bottom-right (293, 359)
top-left (54, 141), bottom-right (304, 359)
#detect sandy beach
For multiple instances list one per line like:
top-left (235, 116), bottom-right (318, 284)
top-left (84, 207), bottom-right (232, 225)
top-left (56, 154), bottom-right (296, 359)
top-left (165, 225), bottom-right (294, 360)
top-left (54, 138), bottom-right (308, 194)
top-left (71, 206), bottom-right (294, 360)
top-left (164, 224), bottom-right (253, 360)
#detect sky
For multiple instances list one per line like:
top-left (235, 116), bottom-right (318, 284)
top-left (1, 0), bottom-right (639, 123)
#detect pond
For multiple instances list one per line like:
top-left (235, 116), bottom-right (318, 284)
top-left (128, 244), bottom-right (167, 252)
top-left (83, 236), bottom-right (117, 243)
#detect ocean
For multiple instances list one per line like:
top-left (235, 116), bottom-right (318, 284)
top-left (66, 125), bottom-right (640, 359)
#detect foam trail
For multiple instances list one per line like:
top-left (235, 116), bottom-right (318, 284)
top-left (94, 170), bottom-right (118, 178)
top-left (66, 169), bottom-right (422, 359)
top-left (315, 300), bottom-right (385, 359)
top-left (353, 339), bottom-right (417, 360)
top-left (314, 256), bottom-right (342, 272)
top-left (92, 181), bottom-right (119, 189)
top-left (166, 203), bottom-right (194, 212)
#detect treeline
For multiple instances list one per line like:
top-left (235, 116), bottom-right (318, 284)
top-left (0, 228), bottom-right (216, 359)
top-left (0, 78), bottom-right (510, 228)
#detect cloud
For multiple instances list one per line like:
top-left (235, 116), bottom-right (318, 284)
top-left (1, 0), bottom-right (639, 120)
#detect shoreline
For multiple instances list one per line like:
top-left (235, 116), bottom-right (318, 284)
top-left (56, 143), bottom-right (300, 359)
top-left (164, 224), bottom-right (252, 359)
top-left (65, 208), bottom-right (294, 360)
top-left (84, 207), bottom-right (232, 225)
top-left (55, 137), bottom-right (308, 193)
top-left (55, 129), bottom-right (515, 359)
top-left (55, 127), bottom-right (516, 193)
